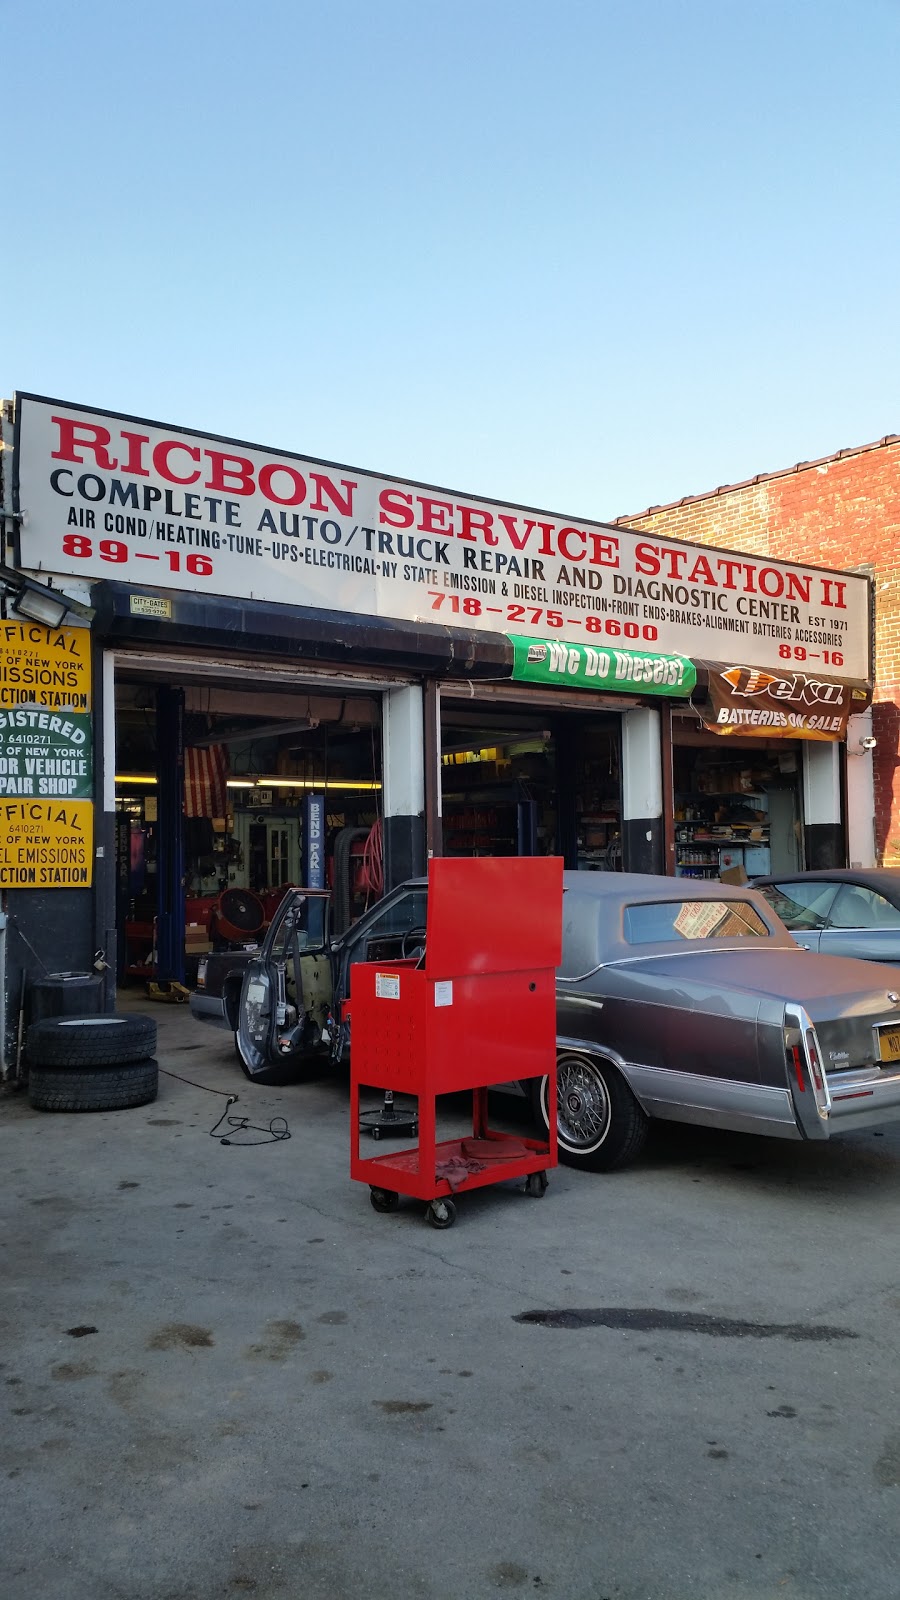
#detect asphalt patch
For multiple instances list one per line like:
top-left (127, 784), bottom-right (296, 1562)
top-left (513, 1307), bottom-right (858, 1339)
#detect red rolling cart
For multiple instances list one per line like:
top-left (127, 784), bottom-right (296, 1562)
top-left (350, 856), bottom-right (562, 1227)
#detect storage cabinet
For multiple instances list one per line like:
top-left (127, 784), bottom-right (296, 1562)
top-left (675, 792), bottom-right (770, 880)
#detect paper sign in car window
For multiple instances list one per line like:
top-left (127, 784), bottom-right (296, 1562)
top-left (713, 905), bottom-right (768, 938)
top-left (673, 901), bottom-right (729, 940)
top-left (673, 901), bottom-right (768, 940)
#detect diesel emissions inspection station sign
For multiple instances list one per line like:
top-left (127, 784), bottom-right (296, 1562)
top-left (0, 622), bottom-right (93, 886)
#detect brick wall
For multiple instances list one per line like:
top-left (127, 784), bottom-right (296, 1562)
top-left (616, 440), bottom-right (900, 861)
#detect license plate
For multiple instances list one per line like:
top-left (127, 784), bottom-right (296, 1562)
top-left (877, 1026), bottom-right (900, 1064)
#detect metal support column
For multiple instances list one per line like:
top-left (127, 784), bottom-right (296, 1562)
top-left (155, 686), bottom-right (185, 982)
top-left (423, 679), bottom-right (443, 861)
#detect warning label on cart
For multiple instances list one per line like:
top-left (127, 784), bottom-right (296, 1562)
top-left (375, 972), bottom-right (401, 999)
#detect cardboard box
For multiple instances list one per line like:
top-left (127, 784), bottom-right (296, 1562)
top-left (719, 865), bottom-right (749, 886)
top-left (185, 923), bottom-right (212, 953)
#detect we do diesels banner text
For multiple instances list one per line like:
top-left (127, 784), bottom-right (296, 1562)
top-left (13, 395), bottom-right (871, 680)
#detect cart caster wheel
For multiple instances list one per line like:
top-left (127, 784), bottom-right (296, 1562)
top-left (370, 1187), bottom-right (400, 1213)
top-left (426, 1198), bottom-right (457, 1229)
top-left (524, 1171), bottom-right (549, 1198)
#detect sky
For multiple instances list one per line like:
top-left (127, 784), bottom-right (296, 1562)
top-left (4, 0), bottom-right (899, 522)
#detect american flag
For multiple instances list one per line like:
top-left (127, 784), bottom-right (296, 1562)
top-left (184, 744), bottom-right (229, 818)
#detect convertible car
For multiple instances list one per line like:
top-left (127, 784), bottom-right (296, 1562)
top-left (191, 871), bottom-right (900, 1172)
top-left (754, 868), bottom-right (900, 965)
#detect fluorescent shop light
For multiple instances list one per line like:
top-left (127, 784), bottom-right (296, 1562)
top-left (114, 775), bottom-right (382, 791)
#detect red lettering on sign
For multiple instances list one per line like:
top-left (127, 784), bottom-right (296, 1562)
top-left (120, 432), bottom-right (150, 477)
top-left (635, 541), bottom-right (661, 576)
top-left (152, 441), bottom-right (201, 485)
top-left (259, 463), bottom-right (306, 505)
top-left (379, 488), bottom-right (414, 528)
top-left (558, 527), bottom-right (586, 562)
top-left (309, 475), bottom-right (355, 516)
top-left (51, 417), bottom-right (117, 470)
top-left (417, 497), bottom-right (454, 535)
top-left (204, 451), bottom-right (255, 496)
top-left (458, 506), bottom-right (497, 546)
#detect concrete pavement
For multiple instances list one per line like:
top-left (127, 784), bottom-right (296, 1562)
top-left (2, 996), bottom-right (899, 1600)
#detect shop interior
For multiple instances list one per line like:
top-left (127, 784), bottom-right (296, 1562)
top-left (438, 696), bottom-right (623, 870)
top-left (114, 671), bottom-right (384, 981)
top-left (112, 673), bottom-right (813, 983)
top-left (672, 712), bottom-right (804, 880)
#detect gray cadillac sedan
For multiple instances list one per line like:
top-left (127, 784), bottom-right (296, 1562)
top-left (194, 870), bottom-right (900, 1175)
top-left (533, 872), bottom-right (900, 1171)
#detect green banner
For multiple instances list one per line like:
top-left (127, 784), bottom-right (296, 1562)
top-left (0, 705), bottom-right (93, 800)
top-left (509, 636), bottom-right (697, 696)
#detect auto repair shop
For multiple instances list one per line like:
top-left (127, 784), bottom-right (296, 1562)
top-left (0, 392), bottom-right (874, 1056)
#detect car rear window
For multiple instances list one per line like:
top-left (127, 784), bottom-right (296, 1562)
top-left (623, 899), bottom-right (771, 944)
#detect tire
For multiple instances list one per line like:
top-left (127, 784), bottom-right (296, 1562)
top-left (531, 1050), bottom-right (649, 1173)
top-left (28, 1058), bottom-right (159, 1113)
top-left (26, 1013), bottom-right (157, 1069)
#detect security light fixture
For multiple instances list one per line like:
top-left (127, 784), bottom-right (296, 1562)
top-left (0, 564), bottom-right (95, 628)
top-left (861, 735), bottom-right (878, 751)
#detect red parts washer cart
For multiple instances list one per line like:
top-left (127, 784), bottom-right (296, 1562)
top-left (350, 856), bottom-right (562, 1228)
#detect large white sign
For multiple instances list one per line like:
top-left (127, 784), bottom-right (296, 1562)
top-left (13, 395), bottom-right (871, 680)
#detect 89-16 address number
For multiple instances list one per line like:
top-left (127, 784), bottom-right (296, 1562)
top-left (61, 534), bottom-right (213, 575)
top-left (428, 591), bottom-right (659, 640)
top-left (779, 643), bottom-right (844, 665)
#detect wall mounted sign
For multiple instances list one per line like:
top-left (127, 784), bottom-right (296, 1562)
top-left (129, 593), bottom-right (172, 618)
top-left (0, 622), bottom-right (93, 886)
top-left (12, 393), bottom-right (872, 681)
top-left (510, 635), bottom-right (697, 696)
top-left (696, 663), bottom-right (871, 741)
top-left (303, 792), bottom-right (325, 888)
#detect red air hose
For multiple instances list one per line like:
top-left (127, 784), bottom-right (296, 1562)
top-left (358, 817), bottom-right (384, 897)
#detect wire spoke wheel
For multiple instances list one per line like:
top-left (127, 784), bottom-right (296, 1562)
top-left (534, 1051), bottom-right (649, 1173)
top-left (556, 1055), bottom-right (611, 1151)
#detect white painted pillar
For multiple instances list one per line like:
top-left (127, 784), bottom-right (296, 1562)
top-left (382, 685), bottom-right (426, 887)
top-left (621, 707), bottom-right (663, 874)
top-left (801, 739), bottom-right (843, 868)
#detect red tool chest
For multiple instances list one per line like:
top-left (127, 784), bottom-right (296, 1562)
top-left (350, 856), bottom-right (562, 1227)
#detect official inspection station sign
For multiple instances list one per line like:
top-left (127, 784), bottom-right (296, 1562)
top-left (0, 621), bottom-right (93, 886)
top-left (12, 393), bottom-right (873, 681)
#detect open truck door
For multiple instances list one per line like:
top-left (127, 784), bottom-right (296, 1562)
top-left (236, 889), bottom-right (332, 1081)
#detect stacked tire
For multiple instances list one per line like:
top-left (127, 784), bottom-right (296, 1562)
top-left (26, 1014), bottom-right (158, 1113)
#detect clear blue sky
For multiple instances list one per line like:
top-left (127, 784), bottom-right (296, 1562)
top-left (5, 0), bottom-right (899, 520)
